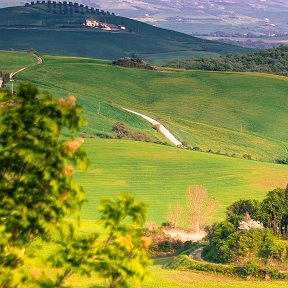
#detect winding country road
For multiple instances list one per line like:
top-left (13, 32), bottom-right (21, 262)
top-left (122, 107), bottom-right (185, 148)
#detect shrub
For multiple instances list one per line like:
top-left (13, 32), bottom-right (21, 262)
top-left (158, 241), bottom-right (172, 252)
top-left (266, 241), bottom-right (287, 261)
top-left (112, 57), bottom-right (155, 70)
top-left (243, 261), bottom-right (260, 277)
top-left (111, 122), bottom-right (151, 142)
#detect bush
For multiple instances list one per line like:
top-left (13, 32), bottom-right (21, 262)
top-left (243, 261), bottom-right (260, 277)
top-left (266, 241), bottom-right (287, 261)
top-left (111, 122), bottom-right (151, 142)
top-left (112, 57), bottom-right (155, 70)
top-left (158, 241), bottom-right (172, 252)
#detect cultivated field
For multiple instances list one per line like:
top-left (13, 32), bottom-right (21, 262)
top-left (66, 265), bottom-right (288, 288)
top-left (16, 55), bottom-right (288, 161)
top-left (0, 50), bottom-right (36, 72)
top-left (1, 51), bottom-right (288, 288)
top-left (77, 139), bottom-right (288, 222)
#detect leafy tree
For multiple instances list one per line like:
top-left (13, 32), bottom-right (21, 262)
top-left (261, 187), bottom-right (288, 236)
top-left (54, 193), bottom-right (151, 288)
top-left (0, 82), bottom-right (87, 286)
top-left (186, 185), bottom-right (218, 233)
top-left (204, 221), bottom-right (274, 263)
top-left (226, 199), bottom-right (262, 226)
top-left (97, 194), bottom-right (150, 288)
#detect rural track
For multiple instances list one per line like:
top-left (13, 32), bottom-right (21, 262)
top-left (122, 107), bottom-right (185, 148)
top-left (10, 55), bottom-right (42, 79)
top-left (189, 247), bottom-right (204, 262)
top-left (9, 66), bottom-right (29, 79)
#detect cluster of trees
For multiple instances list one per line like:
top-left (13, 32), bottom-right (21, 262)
top-left (204, 186), bottom-right (288, 264)
top-left (168, 46), bottom-right (288, 76)
top-left (0, 83), bottom-right (149, 287)
top-left (26, 1), bottom-right (114, 16)
top-left (112, 57), bottom-right (155, 70)
top-left (112, 122), bottom-right (152, 142)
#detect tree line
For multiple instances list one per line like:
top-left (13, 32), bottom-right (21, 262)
top-left (167, 46), bottom-right (288, 76)
top-left (26, 1), bottom-right (115, 16)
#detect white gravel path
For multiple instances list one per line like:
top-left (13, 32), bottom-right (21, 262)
top-left (122, 107), bottom-right (185, 148)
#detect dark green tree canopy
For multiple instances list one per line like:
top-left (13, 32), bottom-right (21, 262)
top-left (226, 199), bottom-right (262, 226)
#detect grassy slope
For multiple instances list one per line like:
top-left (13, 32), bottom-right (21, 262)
top-left (0, 5), bottom-right (247, 64)
top-left (0, 50), bottom-right (36, 72)
top-left (17, 55), bottom-right (288, 161)
top-left (77, 139), bottom-right (288, 222)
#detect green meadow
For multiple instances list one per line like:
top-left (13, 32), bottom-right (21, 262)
top-left (66, 265), bottom-right (288, 288)
top-left (0, 50), bottom-right (36, 72)
top-left (16, 55), bottom-right (288, 161)
top-left (78, 139), bottom-right (288, 222)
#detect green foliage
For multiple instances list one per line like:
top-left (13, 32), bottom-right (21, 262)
top-left (261, 187), bottom-right (288, 236)
top-left (226, 199), bottom-right (262, 226)
top-left (96, 193), bottom-right (150, 288)
top-left (168, 46), bottom-right (288, 75)
top-left (0, 82), bottom-right (87, 286)
top-left (111, 122), bottom-right (152, 142)
top-left (54, 194), bottom-right (150, 288)
top-left (112, 57), bottom-right (155, 70)
top-left (266, 241), bottom-right (287, 262)
top-left (205, 187), bottom-right (288, 266)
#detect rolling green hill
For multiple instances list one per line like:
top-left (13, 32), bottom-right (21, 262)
top-left (0, 2), bottom-right (248, 64)
top-left (15, 54), bottom-right (288, 162)
top-left (1, 50), bottom-right (287, 221)
top-left (77, 139), bottom-right (288, 222)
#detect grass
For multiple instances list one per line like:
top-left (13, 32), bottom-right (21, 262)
top-left (0, 50), bottom-right (36, 72)
top-left (0, 4), bottom-right (247, 64)
top-left (16, 55), bottom-right (288, 161)
top-left (65, 265), bottom-right (288, 288)
top-left (25, 237), bottom-right (288, 288)
top-left (77, 139), bottom-right (288, 223)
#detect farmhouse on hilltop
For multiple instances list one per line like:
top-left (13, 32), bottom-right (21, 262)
top-left (84, 17), bottom-right (125, 31)
top-left (85, 18), bottom-right (99, 27)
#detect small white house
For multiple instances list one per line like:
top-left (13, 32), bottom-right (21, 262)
top-left (120, 26), bottom-right (126, 30)
top-left (85, 18), bottom-right (99, 27)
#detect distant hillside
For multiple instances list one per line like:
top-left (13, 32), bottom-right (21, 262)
top-left (168, 46), bottom-right (288, 75)
top-left (0, 2), bottom-right (248, 64)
